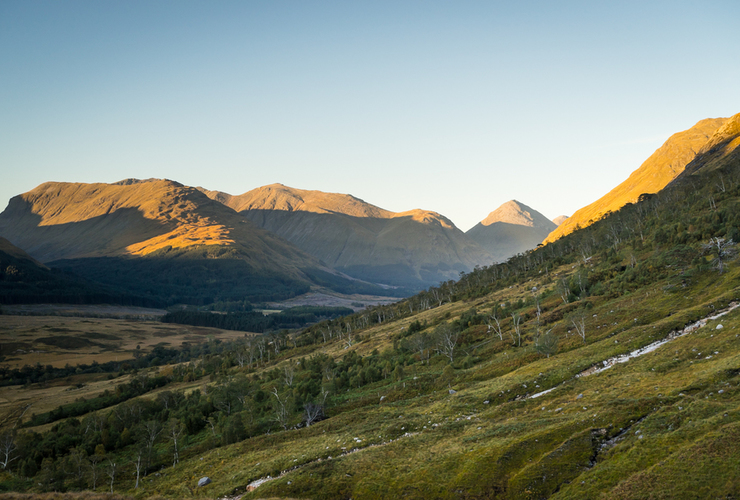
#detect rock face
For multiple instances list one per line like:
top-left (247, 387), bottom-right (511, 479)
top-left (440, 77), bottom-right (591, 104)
top-left (466, 201), bottom-right (556, 263)
top-left (543, 116), bottom-right (730, 244)
top-left (200, 184), bottom-right (494, 288)
top-left (0, 179), bottom-right (319, 275)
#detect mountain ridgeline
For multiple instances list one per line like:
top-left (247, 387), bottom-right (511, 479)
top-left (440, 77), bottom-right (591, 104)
top-left (4, 113), bottom-right (738, 308)
top-left (0, 179), bottom-right (560, 306)
top-left (199, 184), bottom-right (496, 288)
top-left (0, 180), bottom-right (398, 305)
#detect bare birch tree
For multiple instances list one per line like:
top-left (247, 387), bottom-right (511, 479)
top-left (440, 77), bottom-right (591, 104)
top-left (486, 310), bottom-right (505, 341)
top-left (144, 420), bottom-right (161, 470)
top-left (511, 313), bottom-right (522, 347)
top-left (106, 459), bottom-right (117, 493)
top-left (304, 389), bottom-right (329, 427)
top-left (435, 323), bottom-right (459, 364)
top-left (703, 237), bottom-right (736, 274)
top-left (0, 431), bottom-right (18, 471)
top-left (271, 387), bottom-right (292, 431)
top-left (283, 360), bottom-right (296, 387)
top-left (570, 311), bottom-right (587, 343)
top-left (166, 419), bottom-right (185, 467)
top-left (131, 441), bottom-right (145, 489)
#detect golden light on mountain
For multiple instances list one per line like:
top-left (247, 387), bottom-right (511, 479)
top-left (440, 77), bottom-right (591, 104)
top-left (669, 112), bottom-right (740, 183)
top-left (543, 116), bottom-right (730, 244)
top-left (0, 179), bottom-right (319, 277)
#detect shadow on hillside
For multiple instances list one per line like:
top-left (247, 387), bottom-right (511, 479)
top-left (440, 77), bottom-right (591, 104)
top-left (0, 199), bottom-right (169, 263)
top-left (466, 221), bottom-right (551, 263)
top-left (240, 209), bottom-right (480, 288)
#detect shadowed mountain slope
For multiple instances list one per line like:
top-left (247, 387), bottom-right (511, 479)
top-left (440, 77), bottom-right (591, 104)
top-left (200, 184), bottom-right (494, 288)
top-left (543, 116), bottom-right (730, 244)
top-left (466, 200), bottom-right (556, 262)
top-left (0, 237), bottom-right (156, 305)
top-left (0, 237), bottom-right (46, 269)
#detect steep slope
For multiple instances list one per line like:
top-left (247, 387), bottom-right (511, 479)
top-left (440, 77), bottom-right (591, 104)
top-left (669, 112), bottom-right (740, 184)
top-left (543, 116), bottom-right (729, 244)
top-left (19, 147), bottom-right (740, 499)
top-left (201, 184), bottom-right (494, 288)
top-left (466, 200), bottom-right (556, 262)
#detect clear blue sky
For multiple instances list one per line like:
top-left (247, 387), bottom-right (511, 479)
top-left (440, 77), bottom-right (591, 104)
top-left (2, 1), bottom-right (739, 231)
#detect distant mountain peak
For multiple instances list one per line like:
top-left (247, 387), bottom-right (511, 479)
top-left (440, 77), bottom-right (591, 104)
top-left (480, 200), bottom-right (554, 229)
top-left (552, 215), bottom-right (569, 226)
top-left (201, 184), bottom-right (392, 219)
top-left (467, 201), bottom-right (555, 263)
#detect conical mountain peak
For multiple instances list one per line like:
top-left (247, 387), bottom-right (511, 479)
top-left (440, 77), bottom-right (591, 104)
top-left (467, 201), bottom-right (555, 263)
top-left (552, 215), bottom-right (569, 226)
top-left (480, 200), bottom-right (554, 229)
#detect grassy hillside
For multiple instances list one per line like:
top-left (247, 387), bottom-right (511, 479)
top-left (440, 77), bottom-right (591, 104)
top-left (3, 157), bottom-right (740, 499)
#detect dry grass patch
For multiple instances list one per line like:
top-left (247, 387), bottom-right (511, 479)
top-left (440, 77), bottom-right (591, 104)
top-left (0, 316), bottom-right (247, 369)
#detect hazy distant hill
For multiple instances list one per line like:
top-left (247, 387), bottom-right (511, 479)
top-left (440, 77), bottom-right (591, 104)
top-left (200, 184), bottom-right (494, 288)
top-left (543, 116), bottom-right (730, 244)
top-left (0, 179), bottom-right (394, 304)
top-left (466, 200), bottom-right (556, 262)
